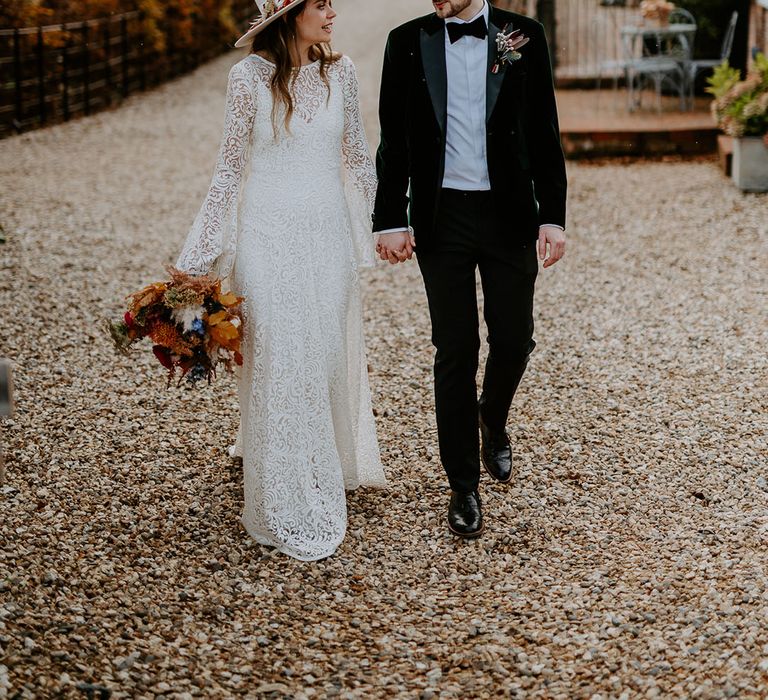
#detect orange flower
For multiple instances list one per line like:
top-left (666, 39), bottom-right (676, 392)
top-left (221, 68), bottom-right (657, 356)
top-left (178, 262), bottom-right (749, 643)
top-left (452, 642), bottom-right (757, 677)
top-left (207, 310), bottom-right (229, 326)
top-left (149, 320), bottom-right (194, 356)
top-left (129, 282), bottom-right (167, 313)
top-left (209, 321), bottom-right (239, 346)
top-left (215, 291), bottom-right (244, 307)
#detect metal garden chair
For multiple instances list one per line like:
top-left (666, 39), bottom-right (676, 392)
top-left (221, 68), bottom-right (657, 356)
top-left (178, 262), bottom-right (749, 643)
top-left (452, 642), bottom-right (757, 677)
top-left (685, 10), bottom-right (739, 108)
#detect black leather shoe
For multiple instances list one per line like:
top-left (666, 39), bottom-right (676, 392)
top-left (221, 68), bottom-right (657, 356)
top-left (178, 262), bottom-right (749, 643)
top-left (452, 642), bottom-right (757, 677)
top-left (479, 416), bottom-right (513, 483)
top-left (447, 490), bottom-right (484, 538)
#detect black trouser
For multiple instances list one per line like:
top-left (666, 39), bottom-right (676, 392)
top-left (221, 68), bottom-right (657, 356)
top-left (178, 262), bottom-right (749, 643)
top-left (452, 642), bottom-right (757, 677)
top-left (416, 189), bottom-right (538, 493)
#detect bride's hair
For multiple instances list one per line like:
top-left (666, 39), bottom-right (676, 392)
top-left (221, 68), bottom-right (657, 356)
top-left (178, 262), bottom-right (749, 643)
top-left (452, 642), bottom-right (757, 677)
top-left (250, 4), bottom-right (341, 136)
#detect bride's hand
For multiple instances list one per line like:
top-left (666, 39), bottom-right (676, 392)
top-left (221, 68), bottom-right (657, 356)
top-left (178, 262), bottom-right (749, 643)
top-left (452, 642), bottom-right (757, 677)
top-left (375, 230), bottom-right (416, 265)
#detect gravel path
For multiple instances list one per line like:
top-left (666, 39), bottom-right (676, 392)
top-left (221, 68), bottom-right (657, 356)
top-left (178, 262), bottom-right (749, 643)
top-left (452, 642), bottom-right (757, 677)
top-left (1, 0), bottom-right (768, 697)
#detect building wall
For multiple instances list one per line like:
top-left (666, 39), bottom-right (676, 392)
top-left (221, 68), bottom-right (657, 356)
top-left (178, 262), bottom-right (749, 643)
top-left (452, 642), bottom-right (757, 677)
top-left (750, 0), bottom-right (768, 62)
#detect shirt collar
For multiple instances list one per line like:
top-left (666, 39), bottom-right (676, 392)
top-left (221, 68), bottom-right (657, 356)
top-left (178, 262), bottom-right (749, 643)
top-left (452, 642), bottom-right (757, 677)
top-left (444, 0), bottom-right (489, 25)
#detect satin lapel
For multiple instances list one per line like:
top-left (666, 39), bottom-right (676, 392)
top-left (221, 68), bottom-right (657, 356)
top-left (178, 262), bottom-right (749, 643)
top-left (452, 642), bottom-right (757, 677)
top-left (486, 14), bottom-right (507, 123)
top-left (420, 21), bottom-right (447, 135)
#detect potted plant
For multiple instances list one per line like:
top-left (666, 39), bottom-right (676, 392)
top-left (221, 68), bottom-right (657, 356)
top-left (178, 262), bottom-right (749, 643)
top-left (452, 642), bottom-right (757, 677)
top-left (707, 53), bottom-right (768, 192)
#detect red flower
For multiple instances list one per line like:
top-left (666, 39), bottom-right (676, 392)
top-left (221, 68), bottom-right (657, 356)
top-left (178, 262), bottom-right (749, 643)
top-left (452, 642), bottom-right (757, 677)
top-left (124, 311), bottom-right (134, 328)
top-left (152, 345), bottom-right (174, 370)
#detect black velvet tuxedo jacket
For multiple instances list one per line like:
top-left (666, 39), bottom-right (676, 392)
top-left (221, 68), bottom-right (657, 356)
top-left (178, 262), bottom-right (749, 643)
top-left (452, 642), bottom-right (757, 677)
top-left (372, 6), bottom-right (567, 248)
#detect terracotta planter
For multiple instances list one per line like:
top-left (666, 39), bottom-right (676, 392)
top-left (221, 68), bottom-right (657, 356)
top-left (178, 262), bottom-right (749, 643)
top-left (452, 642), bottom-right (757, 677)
top-left (732, 137), bottom-right (768, 192)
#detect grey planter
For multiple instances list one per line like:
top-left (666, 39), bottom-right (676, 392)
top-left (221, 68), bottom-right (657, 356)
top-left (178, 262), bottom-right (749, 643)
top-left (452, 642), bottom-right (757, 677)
top-left (732, 136), bottom-right (768, 192)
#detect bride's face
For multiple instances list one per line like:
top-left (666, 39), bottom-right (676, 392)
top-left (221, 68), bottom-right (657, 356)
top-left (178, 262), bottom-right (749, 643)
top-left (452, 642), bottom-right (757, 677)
top-left (296, 0), bottom-right (336, 45)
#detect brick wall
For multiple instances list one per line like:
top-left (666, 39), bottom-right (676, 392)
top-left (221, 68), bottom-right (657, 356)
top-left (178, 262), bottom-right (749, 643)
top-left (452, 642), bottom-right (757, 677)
top-left (750, 0), bottom-right (768, 61)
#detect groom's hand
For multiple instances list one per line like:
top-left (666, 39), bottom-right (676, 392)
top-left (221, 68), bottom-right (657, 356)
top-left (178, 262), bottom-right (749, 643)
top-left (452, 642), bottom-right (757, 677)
top-left (538, 226), bottom-right (566, 269)
top-left (375, 230), bottom-right (416, 265)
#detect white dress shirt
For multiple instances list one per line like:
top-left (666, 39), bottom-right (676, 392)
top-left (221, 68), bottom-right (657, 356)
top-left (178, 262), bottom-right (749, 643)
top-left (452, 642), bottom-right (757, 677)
top-left (443, 2), bottom-right (491, 190)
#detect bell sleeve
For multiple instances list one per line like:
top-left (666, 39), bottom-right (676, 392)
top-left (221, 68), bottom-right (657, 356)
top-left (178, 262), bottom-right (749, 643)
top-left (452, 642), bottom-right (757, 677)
top-left (176, 60), bottom-right (256, 279)
top-left (339, 56), bottom-right (378, 269)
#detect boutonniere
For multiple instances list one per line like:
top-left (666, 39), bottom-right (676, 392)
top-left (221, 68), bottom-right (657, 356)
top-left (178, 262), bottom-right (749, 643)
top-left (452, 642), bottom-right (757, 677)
top-left (491, 24), bottom-right (530, 74)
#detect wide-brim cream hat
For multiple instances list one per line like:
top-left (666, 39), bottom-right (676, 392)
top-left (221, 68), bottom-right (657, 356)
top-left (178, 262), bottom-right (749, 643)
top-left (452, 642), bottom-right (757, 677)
top-left (234, 0), bottom-right (309, 48)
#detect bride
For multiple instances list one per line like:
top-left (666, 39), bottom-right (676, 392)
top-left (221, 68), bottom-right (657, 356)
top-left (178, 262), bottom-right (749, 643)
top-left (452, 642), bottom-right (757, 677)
top-left (176, 0), bottom-right (388, 561)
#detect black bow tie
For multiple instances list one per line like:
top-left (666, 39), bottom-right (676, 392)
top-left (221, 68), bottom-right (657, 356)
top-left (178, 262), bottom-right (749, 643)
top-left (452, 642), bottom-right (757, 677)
top-left (446, 15), bottom-right (488, 44)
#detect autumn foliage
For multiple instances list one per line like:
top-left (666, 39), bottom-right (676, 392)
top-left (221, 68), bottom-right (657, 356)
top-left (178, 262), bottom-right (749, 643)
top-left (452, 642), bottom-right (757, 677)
top-left (107, 267), bottom-right (245, 387)
top-left (1, 0), bottom-right (250, 52)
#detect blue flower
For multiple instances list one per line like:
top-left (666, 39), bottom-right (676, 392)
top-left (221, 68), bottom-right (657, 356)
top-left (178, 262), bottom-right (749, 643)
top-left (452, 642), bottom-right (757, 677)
top-left (186, 364), bottom-right (208, 384)
top-left (191, 318), bottom-right (205, 336)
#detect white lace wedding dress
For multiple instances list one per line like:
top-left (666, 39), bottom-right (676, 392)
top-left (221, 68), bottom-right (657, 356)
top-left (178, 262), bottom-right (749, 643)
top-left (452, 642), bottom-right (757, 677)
top-left (176, 53), bottom-right (387, 561)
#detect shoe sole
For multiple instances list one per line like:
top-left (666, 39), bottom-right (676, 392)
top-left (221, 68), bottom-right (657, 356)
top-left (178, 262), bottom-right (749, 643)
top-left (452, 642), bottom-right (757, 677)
top-left (447, 520), bottom-right (486, 539)
top-left (481, 451), bottom-right (513, 484)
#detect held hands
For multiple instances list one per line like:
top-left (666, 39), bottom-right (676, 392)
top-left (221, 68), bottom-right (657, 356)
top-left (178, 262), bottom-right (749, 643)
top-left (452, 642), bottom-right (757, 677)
top-left (375, 230), bottom-right (416, 265)
top-left (376, 227), bottom-right (565, 267)
top-left (538, 225), bottom-right (566, 268)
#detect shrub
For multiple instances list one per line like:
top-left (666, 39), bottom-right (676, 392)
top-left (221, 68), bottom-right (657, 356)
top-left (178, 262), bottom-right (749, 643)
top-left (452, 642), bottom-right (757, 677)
top-left (708, 53), bottom-right (768, 140)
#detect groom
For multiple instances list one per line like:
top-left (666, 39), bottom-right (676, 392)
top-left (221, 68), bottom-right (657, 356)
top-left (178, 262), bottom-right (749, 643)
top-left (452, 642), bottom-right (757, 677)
top-left (373, 0), bottom-right (567, 537)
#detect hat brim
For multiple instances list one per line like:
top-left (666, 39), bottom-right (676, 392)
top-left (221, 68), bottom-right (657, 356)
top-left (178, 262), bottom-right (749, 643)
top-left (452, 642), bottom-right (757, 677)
top-left (234, 0), bottom-right (309, 48)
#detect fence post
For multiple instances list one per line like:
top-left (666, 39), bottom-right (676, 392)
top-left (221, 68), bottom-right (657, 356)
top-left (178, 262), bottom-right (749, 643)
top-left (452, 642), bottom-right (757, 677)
top-left (37, 26), bottom-right (46, 125)
top-left (191, 11), bottom-right (199, 68)
top-left (82, 22), bottom-right (90, 115)
top-left (166, 16), bottom-right (175, 80)
top-left (62, 27), bottom-right (70, 121)
top-left (121, 14), bottom-right (129, 98)
top-left (138, 13), bottom-right (147, 91)
top-left (103, 19), bottom-right (112, 102)
top-left (13, 29), bottom-right (22, 132)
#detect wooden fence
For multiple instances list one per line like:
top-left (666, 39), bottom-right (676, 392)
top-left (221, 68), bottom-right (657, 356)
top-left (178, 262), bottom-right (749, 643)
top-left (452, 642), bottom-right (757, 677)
top-left (0, 1), bottom-right (254, 139)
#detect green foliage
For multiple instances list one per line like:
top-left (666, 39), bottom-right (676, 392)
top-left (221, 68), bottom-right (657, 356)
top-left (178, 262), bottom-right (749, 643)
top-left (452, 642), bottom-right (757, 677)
top-left (709, 53), bottom-right (768, 138)
top-left (755, 51), bottom-right (768, 80)
top-left (705, 61), bottom-right (742, 99)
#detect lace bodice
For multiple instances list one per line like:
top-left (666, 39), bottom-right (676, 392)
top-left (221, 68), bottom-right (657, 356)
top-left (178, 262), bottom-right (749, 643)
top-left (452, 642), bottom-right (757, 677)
top-left (176, 53), bottom-right (377, 278)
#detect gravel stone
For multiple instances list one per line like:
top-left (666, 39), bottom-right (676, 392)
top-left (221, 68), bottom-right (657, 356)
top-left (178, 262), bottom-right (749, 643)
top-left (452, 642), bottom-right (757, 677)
top-left (1, 0), bottom-right (767, 697)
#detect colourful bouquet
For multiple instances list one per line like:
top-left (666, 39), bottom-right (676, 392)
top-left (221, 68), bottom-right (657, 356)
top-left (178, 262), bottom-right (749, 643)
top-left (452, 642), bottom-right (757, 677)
top-left (107, 267), bottom-right (244, 386)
